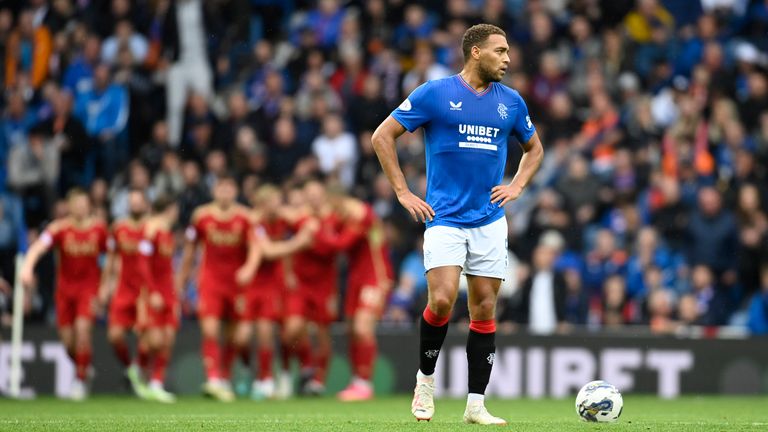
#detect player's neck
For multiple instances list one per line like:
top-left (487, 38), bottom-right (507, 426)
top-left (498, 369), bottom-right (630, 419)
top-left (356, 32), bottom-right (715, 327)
top-left (459, 69), bottom-right (490, 93)
top-left (70, 216), bottom-right (90, 228)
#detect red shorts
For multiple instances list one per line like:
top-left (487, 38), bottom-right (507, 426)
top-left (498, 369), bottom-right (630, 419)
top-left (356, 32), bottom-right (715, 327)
top-left (248, 288), bottom-right (283, 322)
top-left (344, 280), bottom-right (392, 318)
top-left (198, 287), bottom-right (249, 321)
top-left (108, 286), bottom-right (143, 329)
top-left (285, 289), bottom-right (337, 325)
top-left (55, 288), bottom-right (97, 327)
top-left (141, 292), bottom-right (180, 330)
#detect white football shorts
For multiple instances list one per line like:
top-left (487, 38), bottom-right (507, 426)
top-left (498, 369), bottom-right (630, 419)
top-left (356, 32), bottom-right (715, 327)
top-left (423, 216), bottom-right (508, 279)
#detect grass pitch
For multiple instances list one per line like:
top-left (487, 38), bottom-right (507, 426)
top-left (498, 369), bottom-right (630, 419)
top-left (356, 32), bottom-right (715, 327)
top-left (1, 395), bottom-right (767, 431)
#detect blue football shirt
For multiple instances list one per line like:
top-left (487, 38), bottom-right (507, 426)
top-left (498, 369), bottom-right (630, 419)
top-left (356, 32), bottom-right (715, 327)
top-left (391, 75), bottom-right (537, 228)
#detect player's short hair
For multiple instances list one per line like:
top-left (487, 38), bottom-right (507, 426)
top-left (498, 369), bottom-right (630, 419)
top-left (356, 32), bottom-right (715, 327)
top-left (66, 187), bottom-right (88, 202)
top-left (215, 172), bottom-right (238, 187)
top-left (462, 24), bottom-right (506, 61)
top-left (152, 195), bottom-right (177, 213)
top-left (253, 184), bottom-right (280, 204)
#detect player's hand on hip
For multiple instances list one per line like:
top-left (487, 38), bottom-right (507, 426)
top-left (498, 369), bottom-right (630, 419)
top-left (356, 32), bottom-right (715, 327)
top-left (397, 190), bottom-right (434, 223)
top-left (491, 183), bottom-right (524, 207)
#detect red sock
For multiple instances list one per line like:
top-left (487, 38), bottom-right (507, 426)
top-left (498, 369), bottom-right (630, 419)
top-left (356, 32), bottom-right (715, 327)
top-left (75, 347), bottom-right (92, 380)
top-left (137, 344), bottom-right (151, 371)
top-left (112, 339), bottom-right (131, 367)
top-left (151, 349), bottom-right (170, 383)
top-left (202, 337), bottom-right (221, 381)
top-left (313, 344), bottom-right (331, 384)
top-left (280, 345), bottom-right (291, 370)
top-left (220, 344), bottom-right (239, 381)
top-left (296, 338), bottom-right (313, 372)
top-left (258, 348), bottom-right (273, 380)
top-left (355, 337), bottom-right (377, 381)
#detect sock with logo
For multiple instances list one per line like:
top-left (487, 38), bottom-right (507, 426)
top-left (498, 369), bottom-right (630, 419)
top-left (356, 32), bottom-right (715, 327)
top-left (419, 306), bottom-right (450, 376)
top-left (467, 319), bottom-right (496, 395)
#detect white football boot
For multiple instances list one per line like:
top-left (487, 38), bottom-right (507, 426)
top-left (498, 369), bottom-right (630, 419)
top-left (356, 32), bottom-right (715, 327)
top-left (463, 400), bottom-right (507, 425)
top-left (411, 371), bottom-right (435, 421)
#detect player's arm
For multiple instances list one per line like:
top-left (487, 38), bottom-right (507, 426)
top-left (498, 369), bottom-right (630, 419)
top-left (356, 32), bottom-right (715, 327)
top-left (235, 218), bottom-right (262, 287)
top-left (176, 218), bottom-right (200, 295)
top-left (491, 127), bottom-right (544, 207)
top-left (99, 247), bottom-right (117, 306)
top-left (371, 116), bottom-right (434, 222)
top-left (20, 225), bottom-right (57, 289)
top-left (259, 224), bottom-right (316, 260)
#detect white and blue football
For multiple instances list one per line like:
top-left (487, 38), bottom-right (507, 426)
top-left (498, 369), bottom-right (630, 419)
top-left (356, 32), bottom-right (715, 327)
top-left (575, 380), bottom-right (623, 423)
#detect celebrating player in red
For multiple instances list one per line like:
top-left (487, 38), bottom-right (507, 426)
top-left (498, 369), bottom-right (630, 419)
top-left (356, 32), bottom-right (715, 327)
top-left (248, 184), bottom-right (316, 399)
top-left (20, 189), bottom-right (108, 401)
top-left (101, 189), bottom-right (149, 398)
top-left (137, 196), bottom-right (181, 403)
top-left (178, 174), bottom-right (260, 402)
top-left (283, 180), bottom-right (343, 396)
top-left (333, 194), bottom-right (394, 401)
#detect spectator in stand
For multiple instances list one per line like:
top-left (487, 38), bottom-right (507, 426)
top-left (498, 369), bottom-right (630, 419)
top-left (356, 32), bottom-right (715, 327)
top-left (5, 9), bottom-right (52, 90)
top-left (312, 113), bottom-right (356, 189)
top-left (177, 160), bottom-right (209, 227)
top-left (508, 231), bottom-right (568, 335)
top-left (735, 184), bottom-right (768, 294)
top-left (584, 229), bottom-right (627, 297)
top-left (63, 33), bottom-right (100, 95)
top-left (162, 0), bottom-right (214, 147)
top-left (7, 126), bottom-right (59, 228)
top-left (36, 89), bottom-right (91, 196)
top-left (626, 227), bottom-right (686, 299)
top-left (647, 288), bottom-right (677, 334)
top-left (689, 264), bottom-right (732, 326)
top-left (109, 160), bottom-right (155, 220)
top-left (556, 154), bottom-right (602, 230)
top-left (100, 19), bottom-right (148, 66)
top-left (73, 63), bottom-right (129, 181)
top-left (687, 187), bottom-right (739, 285)
top-left (624, 0), bottom-right (675, 45)
top-left (152, 151), bottom-right (184, 199)
top-left (601, 275), bottom-right (633, 328)
top-left (747, 266), bottom-right (768, 335)
top-left (400, 42), bottom-right (450, 96)
top-left (387, 235), bottom-right (427, 324)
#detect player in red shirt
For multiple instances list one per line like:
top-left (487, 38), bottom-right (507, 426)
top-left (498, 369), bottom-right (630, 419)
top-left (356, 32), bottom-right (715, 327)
top-left (137, 195), bottom-right (181, 403)
top-left (282, 179), bottom-right (344, 396)
top-left (177, 174), bottom-right (260, 402)
top-left (247, 184), bottom-right (316, 399)
top-left (101, 189), bottom-right (149, 398)
top-left (20, 189), bottom-right (108, 401)
top-left (332, 194), bottom-right (394, 401)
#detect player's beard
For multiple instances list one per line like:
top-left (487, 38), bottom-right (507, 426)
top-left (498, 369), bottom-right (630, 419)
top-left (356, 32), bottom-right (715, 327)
top-left (478, 61), bottom-right (503, 84)
top-left (129, 211), bottom-right (143, 221)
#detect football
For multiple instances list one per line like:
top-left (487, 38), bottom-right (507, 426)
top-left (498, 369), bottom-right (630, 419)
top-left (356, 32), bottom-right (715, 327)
top-left (575, 380), bottom-right (623, 423)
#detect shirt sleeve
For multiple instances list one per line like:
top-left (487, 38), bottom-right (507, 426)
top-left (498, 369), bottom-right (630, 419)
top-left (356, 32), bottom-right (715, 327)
top-left (391, 81), bottom-right (433, 133)
top-left (510, 92), bottom-right (536, 144)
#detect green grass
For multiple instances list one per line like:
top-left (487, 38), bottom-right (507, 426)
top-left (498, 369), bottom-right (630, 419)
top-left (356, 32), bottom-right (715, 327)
top-left (1, 396), bottom-right (767, 431)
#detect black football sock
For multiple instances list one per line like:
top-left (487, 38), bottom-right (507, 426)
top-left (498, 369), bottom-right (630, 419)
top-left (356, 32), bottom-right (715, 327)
top-left (466, 321), bottom-right (496, 395)
top-left (419, 307), bottom-right (450, 375)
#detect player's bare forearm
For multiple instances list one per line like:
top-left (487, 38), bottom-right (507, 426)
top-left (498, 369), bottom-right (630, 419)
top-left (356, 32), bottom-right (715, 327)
top-left (372, 116), bottom-right (435, 222)
top-left (98, 252), bottom-right (116, 300)
top-left (20, 239), bottom-right (48, 288)
top-left (176, 241), bottom-right (196, 291)
top-left (491, 132), bottom-right (544, 207)
top-left (372, 116), bottom-right (409, 196)
top-left (510, 132), bottom-right (544, 189)
top-left (261, 236), bottom-right (305, 260)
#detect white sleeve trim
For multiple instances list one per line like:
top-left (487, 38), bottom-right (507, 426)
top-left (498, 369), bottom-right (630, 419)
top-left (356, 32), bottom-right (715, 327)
top-left (185, 226), bottom-right (197, 241)
top-left (40, 231), bottom-right (53, 248)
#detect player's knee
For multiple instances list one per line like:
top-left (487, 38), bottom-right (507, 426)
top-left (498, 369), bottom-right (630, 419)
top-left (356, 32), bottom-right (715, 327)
top-left (429, 294), bottom-right (454, 317)
top-left (471, 298), bottom-right (496, 320)
top-left (107, 327), bottom-right (123, 343)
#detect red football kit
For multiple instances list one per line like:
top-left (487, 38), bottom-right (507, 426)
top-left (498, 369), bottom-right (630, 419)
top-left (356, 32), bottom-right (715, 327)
top-left (249, 217), bottom-right (290, 322)
top-left (141, 225), bottom-right (179, 329)
top-left (187, 204), bottom-right (253, 321)
top-left (108, 219), bottom-right (146, 328)
top-left (341, 204), bottom-right (394, 318)
top-left (41, 219), bottom-right (108, 327)
top-left (286, 213), bottom-right (342, 325)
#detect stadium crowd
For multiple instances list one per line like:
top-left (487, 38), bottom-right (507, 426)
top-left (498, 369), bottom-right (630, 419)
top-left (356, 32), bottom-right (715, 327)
top-left (1, 0), bottom-right (768, 337)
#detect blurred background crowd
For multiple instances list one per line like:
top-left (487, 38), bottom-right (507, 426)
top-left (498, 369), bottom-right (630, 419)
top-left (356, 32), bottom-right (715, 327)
top-left (1, 0), bottom-right (768, 336)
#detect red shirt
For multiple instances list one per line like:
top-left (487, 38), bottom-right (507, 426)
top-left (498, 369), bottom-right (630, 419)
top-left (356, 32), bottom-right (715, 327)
top-left (143, 225), bottom-right (175, 296)
top-left (293, 213), bottom-right (342, 295)
top-left (344, 205), bottom-right (394, 289)
top-left (187, 204), bottom-right (253, 290)
top-left (252, 218), bottom-right (290, 293)
top-left (42, 218), bottom-right (108, 292)
top-left (110, 219), bottom-right (146, 293)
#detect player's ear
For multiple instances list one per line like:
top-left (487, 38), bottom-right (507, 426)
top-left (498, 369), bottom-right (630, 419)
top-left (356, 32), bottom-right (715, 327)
top-left (471, 45), bottom-right (481, 60)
